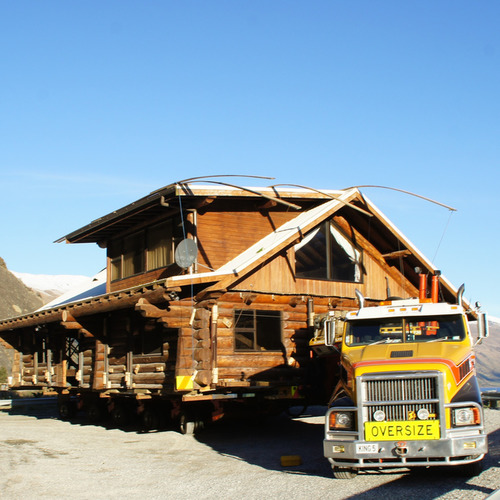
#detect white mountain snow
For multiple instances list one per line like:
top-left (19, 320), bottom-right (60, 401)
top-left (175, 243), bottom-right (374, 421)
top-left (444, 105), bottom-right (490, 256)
top-left (12, 271), bottom-right (93, 301)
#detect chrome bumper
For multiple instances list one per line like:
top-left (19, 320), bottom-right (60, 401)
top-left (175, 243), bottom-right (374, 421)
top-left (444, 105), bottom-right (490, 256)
top-left (324, 433), bottom-right (488, 468)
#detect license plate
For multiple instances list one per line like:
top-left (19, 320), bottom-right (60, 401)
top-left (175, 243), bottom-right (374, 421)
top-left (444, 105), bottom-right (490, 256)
top-left (356, 443), bottom-right (379, 454)
top-left (365, 420), bottom-right (440, 441)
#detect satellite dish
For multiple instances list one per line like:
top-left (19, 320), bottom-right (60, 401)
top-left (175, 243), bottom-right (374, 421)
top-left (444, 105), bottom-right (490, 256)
top-left (175, 239), bottom-right (198, 269)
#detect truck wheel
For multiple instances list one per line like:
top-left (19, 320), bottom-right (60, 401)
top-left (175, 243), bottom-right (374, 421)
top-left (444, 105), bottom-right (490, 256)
top-left (332, 466), bottom-right (358, 479)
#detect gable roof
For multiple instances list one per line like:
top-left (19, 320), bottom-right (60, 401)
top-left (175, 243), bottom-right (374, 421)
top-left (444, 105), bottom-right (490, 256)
top-left (0, 183), bottom-right (466, 331)
top-left (56, 182), bottom-right (368, 244)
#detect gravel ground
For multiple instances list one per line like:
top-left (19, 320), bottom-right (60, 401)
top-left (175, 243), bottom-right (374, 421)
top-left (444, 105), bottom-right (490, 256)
top-left (1, 400), bottom-right (499, 500)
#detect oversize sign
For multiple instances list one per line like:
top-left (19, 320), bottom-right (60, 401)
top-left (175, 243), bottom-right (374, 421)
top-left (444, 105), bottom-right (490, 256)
top-left (365, 420), bottom-right (440, 441)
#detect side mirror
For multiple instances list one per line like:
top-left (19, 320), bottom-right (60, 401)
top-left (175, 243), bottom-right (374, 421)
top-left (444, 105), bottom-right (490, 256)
top-left (477, 312), bottom-right (489, 343)
top-left (325, 318), bottom-right (336, 347)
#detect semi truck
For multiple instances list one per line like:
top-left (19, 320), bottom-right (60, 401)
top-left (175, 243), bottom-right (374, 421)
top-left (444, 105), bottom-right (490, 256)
top-left (312, 273), bottom-right (489, 479)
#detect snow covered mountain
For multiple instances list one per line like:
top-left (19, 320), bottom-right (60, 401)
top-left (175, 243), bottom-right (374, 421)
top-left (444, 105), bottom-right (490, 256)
top-left (12, 272), bottom-right (94, 303)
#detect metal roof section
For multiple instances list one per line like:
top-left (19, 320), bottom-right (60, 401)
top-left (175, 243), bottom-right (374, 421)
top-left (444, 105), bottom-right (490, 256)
top-left (36, 269), bottom-right (107, 311)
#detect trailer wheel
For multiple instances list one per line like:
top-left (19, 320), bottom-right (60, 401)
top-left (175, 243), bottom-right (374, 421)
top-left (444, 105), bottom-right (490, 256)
top-left (179, 413), bottom-right (196, 435)
top-left (86, 402), bottom-right (105, 423)
top-left (332, 466), bottom-right (358, 479)
top-left (141, 408), bottom-right (160, 431)
top-left (111, 403), bottom-right (130, 427)
top-left (58, 400), bottom-right (76, 420)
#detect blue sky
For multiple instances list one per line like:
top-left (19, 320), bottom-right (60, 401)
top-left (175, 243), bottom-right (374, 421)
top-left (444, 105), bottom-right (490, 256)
top-left (1, 1), bottom-right (499, 316)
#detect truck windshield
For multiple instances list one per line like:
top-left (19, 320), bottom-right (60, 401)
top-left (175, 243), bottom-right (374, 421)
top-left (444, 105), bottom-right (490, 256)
top-left (345, 314), bottom-right (466, 346)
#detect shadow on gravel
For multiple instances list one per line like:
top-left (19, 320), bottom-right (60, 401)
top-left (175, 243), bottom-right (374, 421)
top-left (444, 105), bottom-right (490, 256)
top-left (4, 397), bottom-right (59, 419)
top-left (195, 406), bottom-right (333, 479)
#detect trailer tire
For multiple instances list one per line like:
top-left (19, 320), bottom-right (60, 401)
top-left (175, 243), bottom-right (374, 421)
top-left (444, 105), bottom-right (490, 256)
top-left (86, 402), bottom-right (105, 423)
top-left (111, 403), bottom-right (130, 428)
top-left (58, 400), bottom-right (76, 420)
top-left (142, 408), bottom-right (160, 431)
top-left (332, 466), bottom-right (358, 479)
top-left (179, 413), bottom-right (196, 435)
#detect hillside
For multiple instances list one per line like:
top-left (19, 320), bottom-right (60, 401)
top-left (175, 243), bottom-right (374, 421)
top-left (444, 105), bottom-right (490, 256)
top-left (0, 259), bottom-right (90, 378)
top-left (0, 258), bottom-right (44, 320)
top-left (474, 318), bottom-right (500, 389)
top-left (0, 258), bottom-right (45, 378)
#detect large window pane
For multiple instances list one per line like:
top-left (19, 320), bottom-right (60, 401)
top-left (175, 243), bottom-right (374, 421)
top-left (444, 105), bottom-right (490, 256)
top-left (147, 221), bottom-right (172, 270)
top-left (234, 310), bottom-right (282, 351)
top-left (295, 226), bottom-right (328, 279)
top-left (123, 231), bottom-right (144, 276)
top-left (295, 221), bottom-right (362, 282)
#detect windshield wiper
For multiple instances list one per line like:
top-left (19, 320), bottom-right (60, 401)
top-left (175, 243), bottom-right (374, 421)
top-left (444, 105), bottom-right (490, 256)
top-left (367, 338), bottom-right (402, 346)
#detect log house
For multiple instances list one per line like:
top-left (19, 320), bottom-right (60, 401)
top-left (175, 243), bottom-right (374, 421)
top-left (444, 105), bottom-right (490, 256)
top-left (0, 182), bottom-right (463, 429)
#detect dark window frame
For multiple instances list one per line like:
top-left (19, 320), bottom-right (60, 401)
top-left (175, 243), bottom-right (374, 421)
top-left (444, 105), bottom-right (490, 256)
top-left (294, 221), bottom-right (363, 283)
top-left (234, 309), bottom-right (283, 352)
top-left (109, 218), bottom-right (185, 282)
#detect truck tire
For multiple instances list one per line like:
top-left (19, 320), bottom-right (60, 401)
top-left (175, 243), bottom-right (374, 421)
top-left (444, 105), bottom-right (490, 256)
top-left (332, 466), bottom-right (358, 479)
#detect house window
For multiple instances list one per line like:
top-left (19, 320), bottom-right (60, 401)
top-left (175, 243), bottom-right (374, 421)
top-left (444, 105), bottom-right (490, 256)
top-left (133, 333), bottom-right (164, 356)
top-left (109, 219), bottom-right (184, 281)
top-left (147, 221), bottom-right (173, 270)
top-left (234, 309), bottom-right (282, 351)
top-left (295, 221), bottom-right (362, 282)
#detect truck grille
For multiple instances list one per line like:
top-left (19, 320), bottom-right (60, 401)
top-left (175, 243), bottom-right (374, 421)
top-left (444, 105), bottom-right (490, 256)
top-left (363, 376), bottom-right (440, 422)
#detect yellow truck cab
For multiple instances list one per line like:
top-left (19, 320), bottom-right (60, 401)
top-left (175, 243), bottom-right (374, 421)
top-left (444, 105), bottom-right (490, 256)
top-left (321, 283), bottom-right (489, 479)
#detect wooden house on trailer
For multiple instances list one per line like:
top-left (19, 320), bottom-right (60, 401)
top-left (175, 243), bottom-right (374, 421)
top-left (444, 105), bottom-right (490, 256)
top-left (0, 181), bottom-right (462, 431)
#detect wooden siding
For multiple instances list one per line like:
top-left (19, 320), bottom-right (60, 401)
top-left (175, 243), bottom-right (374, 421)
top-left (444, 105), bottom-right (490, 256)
top-left (213, 293), bottom-right (311, 384)
top-left (231, 226), bottom-right (419, 300)
top-left (196, 208), bottom-right (298, 271)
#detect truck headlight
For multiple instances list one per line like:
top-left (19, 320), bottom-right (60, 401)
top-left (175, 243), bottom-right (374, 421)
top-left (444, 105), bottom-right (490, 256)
top-left (452, 407), bottom-right (481, 427)
top-left (329, 411), bottom-right (354, 430)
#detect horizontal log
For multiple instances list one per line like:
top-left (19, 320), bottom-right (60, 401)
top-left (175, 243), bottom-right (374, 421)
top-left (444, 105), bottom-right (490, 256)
top-left (109, 356), bottom-right (126, 365)
top-left (132, 362), bottom-right (166, 373)
top-left (108, 365), bottom-right (126, 373)
top-left (132, 372), bottom-right (166, 383)
top-left (132, 384), bottom-right (164, 390)
top-left (157, 318), bottom-right (186, 328)
top-left (282, 321), bottom-right (309, 331)
top-left (176, 356), bottom-right (196, 371)
top-left (133, 355), bottom-right (167, 364)
top-left (216, 354), bottom-right (284, 368)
